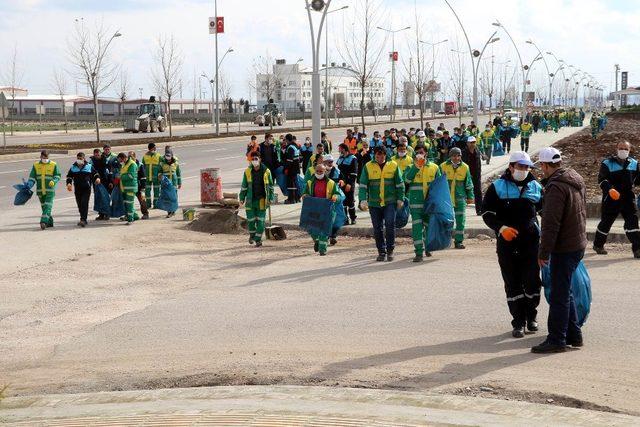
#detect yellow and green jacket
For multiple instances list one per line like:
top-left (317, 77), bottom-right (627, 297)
top-left (358, 160), bottom-right (405, 207)
top-left (142, 151), bottom-right (162, 184)
top-left (403, 161), bottom-right (442, 210)
top-left (520, 123), bottom-right (533, 138)
top-left (479, 129), bottom-right (496, 155)
top-left (303, 176), bottom-right (340, 200)
top-left (28, 160), bottom-right (61, 196)
top-left (391, 154), bottom-right (413, 177)
top-left (159, 157), bottom-right (182, 186)
top-left (120, 158), bottom-right (139, 194)
top-left (239, 164), bottom-right (273, 210)
top-left (440, 160), bottom-right (474, 202)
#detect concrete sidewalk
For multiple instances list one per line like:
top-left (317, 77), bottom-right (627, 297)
top-left (264, 121), bottom-right (628, 243)
top-left (2, 385), bottom-right (638, 426)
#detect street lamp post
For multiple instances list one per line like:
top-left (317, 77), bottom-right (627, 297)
top-left (204, 47), bottom-right (233, 130)
top-left (420, 39), bottom-right (447, 118)
top-left (526, 40), bottom-right (552, 106)
top-left (324, 5), bottom-right (348, 127)
top-left (306, 0), bottom-right (332, 146)
top-left (444, 0), bottom-right (499, 124)
top-left (377, 25), bottom-right (411, 121)
top-left (492, 20), bottom-right (526, 120)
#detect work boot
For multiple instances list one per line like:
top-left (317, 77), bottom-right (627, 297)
top-left (633, 249), bottom-right (640, 259)
top-left (527, 320), bottom-right (539, 332)
top-left (249, 236), bottom-right (255, 245)
top-left (351, 218), bottom-right (357, 225)
top-left (593, 245), bottom-right (608, 255)
top-left (314, 241), bottom-right (319, 253)
top-left (531, 340), bottom-right (566, 354)
top-left (77, 221), bottom-right (83, 227)
top-left (80, 220), bottom-right (87, 227)
top-left (319, 251), bottom-right (326, 256)
top-left (376, 254), bottom-right (386, 262)
top-left (255, 241), bottom-right (263, 248)
top-left (567, 334), bottom-right (584, 347)
top-left (455, 242), bottom-right (465, 250)
top-left (329, 237), bottom-right (337, 246)
top-left (40, 222), bottom-right (46, 230)
top-left (512, 326), bottom-right (525, 338)
top-left (413, 255), bottom-right (423, 263)
top-left (142, 213), bottom-right (149, 220)
top-left (425, 251), bottom-right (432, 257)
top-left (386, 251), bottom-right (394, 262)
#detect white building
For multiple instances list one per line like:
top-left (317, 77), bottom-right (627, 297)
top-left (256, 59), bottom-right (386, 113)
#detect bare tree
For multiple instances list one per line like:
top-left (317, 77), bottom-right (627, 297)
top-left (218, 72), bottom-right (232, 105)
top-left (401, 2), bottom-right (433, 128)
top-left (67, 20), bottom-right (121, 143)
top-left (251, 52), bottom-right (281, 109)
top-left (447, 41), bottom-right (466, 125)
top-left (2, 46), bottom-right (25, 135)
top-left (116, 68), bottom-right (130, 118)
top-left (338, 0), bottom-right (387, 132)
top-left (152, 34), bottom-right (183, 137)
top-left (478, 57), bottom-right (495, 119)
top-left (51, 68), bottom-right (68, 133)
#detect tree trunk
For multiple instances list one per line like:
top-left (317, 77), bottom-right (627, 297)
top-left (168, 97), bottom-right (173, 137)
top-left (62, 97), bottom-right (68, 134)
top-left (93, 94), bottom-right (100, 143)
top-left (360, 86), bottom-right (366, 133)
top-left (418, 94), bottom-right (424, 129)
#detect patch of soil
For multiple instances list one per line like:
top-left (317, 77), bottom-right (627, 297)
top-left (549, 114), bottom-right (640, 199)
top-left (186, 209), bottom-right (247, 234)
top-left (449, 384), bottom-right (630, 415)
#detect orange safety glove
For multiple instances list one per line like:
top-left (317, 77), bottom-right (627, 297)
top-left (500, 226), bottom-right (519, 242)
top-left (609, 188), bottom-right (620, 201)
top-left (416, 157), bottom-right (426, 167)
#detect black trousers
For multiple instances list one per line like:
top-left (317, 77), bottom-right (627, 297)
top-left (74, 188), bottom-right (91, 222)
top-left (595, 199), bottom-right (640, 251)
top-left (471, 175), bottom-right (482, 214)
top-left (343, 187), bottom-right (357, 221)
top-left (501, 138), bottom-right (512, 153)
top-left (497, 234), bottom-right (542, 328)
top-left (520, 138), bottom-right (530, 152)
top-left (286, 173), bottom-right (299, 202)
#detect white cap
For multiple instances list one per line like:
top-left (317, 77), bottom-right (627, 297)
top-left (537, 147), bottom-right (562, 164)
top-left (509, 151), bottom-right (534, 167)
top-left (323, 154), bottom-right (334, 163)
top-left (467, 136), bottom-right (476, 143)
top-left (416, 130), bottom-right (426, 138)
top-left (436, 130), bottom-right (443, 136)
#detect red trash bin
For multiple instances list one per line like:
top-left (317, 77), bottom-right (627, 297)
top-left (201, 168), bottom-right (223, 205)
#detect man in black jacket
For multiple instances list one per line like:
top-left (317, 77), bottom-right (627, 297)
top-left (66, 152), bottom-right (101, 227)
top-left (337, 143), bottom-right (358, 225)
top-left (283, 133), bottom-right (301, 204)
top-left (129, 151), bottom-right (149, 220)
top-left (482, 151), bottom-right (543, 338)
top-left (462, 136), bottom-right (483, 214)
top-left (90, 148), bottom-right (112, 220)
top-left (593, 141), bottom-right (640, 258)
top-left (259, 133), bottom-right (279, 174)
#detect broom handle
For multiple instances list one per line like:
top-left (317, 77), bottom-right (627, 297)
top-left (268, 205), bottom-right (272, 227)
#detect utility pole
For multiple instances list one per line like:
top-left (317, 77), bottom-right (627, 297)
top-left (324, 5), bottom-right (348, 127)
top-left (420, 39), bottom-right (447, 118)
top-left (214, 0), bottom-right (220, 135)
top-left (378, 25), bottom-right (411, 121)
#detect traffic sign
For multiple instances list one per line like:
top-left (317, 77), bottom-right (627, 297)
top-left (389, 51), bottom-right (398, 62)
top-left (334, 101), bottom-right (342, 114)
top-left (209, 16), bottom-right (224, 34)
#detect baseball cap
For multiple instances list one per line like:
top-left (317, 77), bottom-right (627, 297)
top-left (416, 130), bottom-right (426, 138)
top-left (449, 147), bottom-right (462, 156)
top-left (322, 154), bottom-right (334, 163)
top-left (467, 136), bottom-right (476, 143)
top-left (436, 130), bottom-right (443, 136)
top-left (509, 151), bottom-right (534, 167)
top-left (537, 147), bottom-right (562, 164)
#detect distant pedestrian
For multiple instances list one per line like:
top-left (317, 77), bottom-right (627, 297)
top-left (532, 147), bottom-right (587, 354)
top-left (462, 136), bottom-right (483, 215)
top-left (66, 152), bottom-right (100, 227)
top-left (129, 151), bottom-right (149, 220)
top-left (239, 152), bottom-right (273, 247)
top-left (28, 150), bottom-right (61, 230)
top-left (142, 143), bottom-right (162, 209)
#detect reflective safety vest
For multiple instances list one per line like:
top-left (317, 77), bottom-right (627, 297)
top-left (440, 160), bottom-right (474, 202)
top-left (358, 160), bottom-right (404, 207)
top-left (239, 164), bottom-right (273, 209)
top-left (28, 161), bottom-right (61, 196)
top-left (391, 154), bottom-right (413, 176)
top-left (119, 158), bottom-right (139, 194)
top-left (520, 123), bottom-right (533, 138)
top-left (344, 137), bottom-right (358, 155)
top-left (304, 176), bottom-right (339, 199)
top-left (142, 151), bottom-right (162, 183)
top-left (404, 162), bottom-right (441, 209)
top-left (159, 157), bottom-right (182, 186)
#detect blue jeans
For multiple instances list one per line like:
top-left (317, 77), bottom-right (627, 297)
top-left (547, 250), bottom-right (584, 345)
top-left (369, 204), bottom-right (396, 255)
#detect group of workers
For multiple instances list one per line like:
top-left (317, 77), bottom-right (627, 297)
top-left (27, 142), bottom-right (182, 229)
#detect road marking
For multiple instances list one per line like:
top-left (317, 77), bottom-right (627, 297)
top-left (183, 175), bottom-right (199, 180)
top-left (0, 169), bottom-right (28, 175)
top-left (232, 167), bottom-right (247, 171)
top-left (214, 155), bottom-right (243, 161)
top-left (203, 148), bottom-right (225, 152)
top-left (0, 186), bottom-right (6, 189)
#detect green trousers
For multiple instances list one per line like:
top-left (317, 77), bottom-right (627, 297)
top-left (145, 180), bottom-right (160, 208)
top-left (410, 208), bottom-right (430, 256)
top-left (454, 199), bottom-right (466, 244)
top-left (247, 199), bottom-right (266, 242)
top-left (311, 233), bottom-right (328, 254)
top-left (123, 191), bottom-right (139, 222)
top-left (37, 192), bottom-right (55, 226)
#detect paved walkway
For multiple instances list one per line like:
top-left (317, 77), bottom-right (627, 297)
top-left (267, 122), bottom-right (626, 242)
top-left (2, 385), bottom-right (638, 426)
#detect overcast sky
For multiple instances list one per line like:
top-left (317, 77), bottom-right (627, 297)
top-left (1, 0), bottom-right (639, 102)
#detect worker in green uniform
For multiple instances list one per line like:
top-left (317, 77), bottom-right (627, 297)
top-left (403, 144), bottom-right (442, 261)
top-left (27, 150), bottom-right (61, 230)
top-left (479, 124), bottom-right (496, 165)
top-left (239, 152), bottom-right (274, 247)
top-left (590, 113), bottom-right (599, 139)
top-left (440, 147), bottom-right (474, 249)
top-left (142, 142), bottom-right (162, 208)
top-left (302, 163), bottom-right (340, 256)
top-left (116, 152), bottom-right (139, 224)
top-left (520, 119), bottom-right (533, 152)
top-left (158, 147), bottom-right (182, 217)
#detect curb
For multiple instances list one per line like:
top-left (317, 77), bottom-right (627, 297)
top-left (1, 385), bottom-right (637, 426)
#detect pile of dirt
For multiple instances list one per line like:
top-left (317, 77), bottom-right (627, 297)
top-left (186, 209), bottom-right (247, 234)
top-left (549, 114), bottom-right (640, 199)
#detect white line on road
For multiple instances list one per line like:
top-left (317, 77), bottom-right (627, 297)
top-left (214, 156), bottom-right (243, 161)
top-left (231, 167), bottom-right (246, 171)
top-left (0, 169), bottom-right (28, 175)
top-left (0, 186), bottom-right (6, 189)
top-left (203, 148), bottom-right (226, 152)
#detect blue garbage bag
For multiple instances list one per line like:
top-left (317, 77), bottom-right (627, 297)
top-left (492, 140), bottom-right (505, 157)
top-left (541, 260), bottom-right (592, 327)
top-left (423, 174), bottom-right (455, 251)
top-left (275, 166), bottom-right (287, 194)
top-left (299, 196), bottom-right (334, 237)
top-left (93, 183), bottom-right (111, 214)
top-left (13, 179), bottom-right (34, 206)
top-left (156, 176), bottom-right (179, 212)
top-left (332, 188), bottom-right (346, 233)
top-left (395, 197), bottom-right (410, 229)
top-left (110, 186), bottom-right (126, 218)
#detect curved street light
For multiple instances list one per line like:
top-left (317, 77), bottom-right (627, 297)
top-left (492, 20), bottom-right (526, 119)
top-left (377, 25), bottom-right (411, 120)
top-left (526, 40), bottom-right (552, 106)
top-left (420, 38), bottom-right (448, 118)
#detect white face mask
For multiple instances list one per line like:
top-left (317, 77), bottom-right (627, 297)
top-left (512, 169), bottom-right (528, 182)
top-left (415, 154), bottom-right (425, 161)
top-left (398, 151), bottom-right (407, 158)
top-left (419, 137), bottom-right (426, 142)
top-left (251, 160), bottom-right (260, 167)
top-left (485, 127), bottom-right (491, 131)
top-left (76, 159), bottom-right (84, 166)
top-left (165, 155), bottom-right (172, 160)
top-left (41, 158), bottom-right (50, 163)
top-left (617, 149), bottom-right (630, 160)
top-left (315, 173), bottom-right (325, 180)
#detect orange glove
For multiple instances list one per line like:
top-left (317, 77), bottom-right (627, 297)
top-left (609, 188), bottom-right (620, 201)
top-left (500, 226), bottom-right (519, 242)
top-left (416, 157), bottom-right (426, 167)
